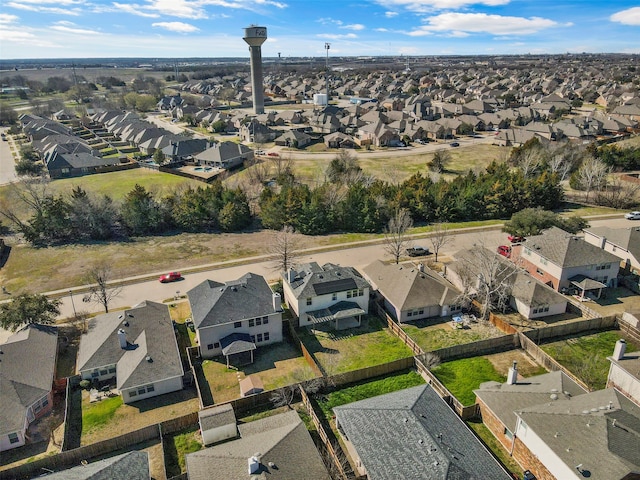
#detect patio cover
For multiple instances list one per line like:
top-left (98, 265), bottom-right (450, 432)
top-left (570, 274), bottom-right (606, 299)
top-left (220, 332), bottom-right (256, 356)
top-left (307, 301), bottom-right (365, 325)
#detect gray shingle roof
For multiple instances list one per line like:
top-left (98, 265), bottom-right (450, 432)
top-left (39, 451), bottom-right (149, 479)
top-left (0, 324), bottom-right (58, 436)
top-left (76, 301), bottom-right (183, 390)
top-left (187, 273), bottom-right (277, 330)
top-left (517, 389), bottom-right (640, 479)
top-left (186, 410), bottom-right (330, 480)
top-left (524, 226), bottom-right (620, 268)
top-left (334, 384), bottom-right (512, 480)
top-left (585, 226), bottom-right (640, 261)
top-left (199, 403), bottom-right (237, 432)
top-left (475, 370), bottom-right (588, 432)
top-left (286, 262), bottom-right (369, 300)
top-left (362, 260), bottom-right (459, 312)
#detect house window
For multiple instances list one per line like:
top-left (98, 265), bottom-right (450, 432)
top-left (306, 298), bottom-right (312, 306)
top-left (207, 344), bottom-right (214, 350)
top-left (407, 311), bottom-right (412, 317)
top-left (34, 403), bottom-right (42, 413)
top-left (358, 289), bottom-right (364, 297)
top-left (504, 428), bottom-right (514, 440)
top-left (256, 318), bottom-right (262, 326)
top-left (100, 369), bottom-right (108, 376)
top-left (234, 321), bottom-right (242, 328)
top-left (214, 342), bottom-right (220, 349)
top-left (61, 168), bottom-right (70, 174)
top-left (129, 390), bottom-right (137, 398)
top-left (8, 433), bottom-right (19, 444)
top-left (147, 385), bottom-right (155, 393)
top-left (536, 268), bottom-right (544, 276)
top-left (332, 293), bottom-right (337, 301)
top-left (264, 332), bottom-right (270, 341)
top-left (249, 319), bottom-right (255, 327)
top-left (42, 398), bottom-right (49, 408)
top-left (138, 388), bottom-right (146, 395)
top-left (540, 258), bottom-right (548, 266)
top-left (524, 248), bottom-right (531, 256)
top-left (91, 371), bottom-right (99, 378)
top-left (257, 333), bottom-right (263, 342)
top-left (263, 317), bottom-right (269, 324)
top-left (418, 309), bottom-right (424, 315)
top-left (108, 367), bottom-right (116, 373)
top-left (346, 290), bottom-right (352, 298)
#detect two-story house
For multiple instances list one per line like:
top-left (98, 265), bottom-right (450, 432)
top-left (187, 273), bottom-right (283, 365)
top-left (583, 226), bottom-right (640, 273)
top-left (515, 227), bottom-right (620, 298)
top-left (282, 262), bottom-right (370, 330)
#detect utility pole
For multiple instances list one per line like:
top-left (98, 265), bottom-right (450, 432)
top-left (325, 43), bottom-right (331, 104)
top-left (69, 290), bottom-right (77, 318)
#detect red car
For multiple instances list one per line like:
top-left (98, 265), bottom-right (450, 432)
top-left (159, 272), bottom-right (182, 283)
top-left (507, 235), bottom-right (525, 243)
top-left (267, 152), bottom-right (279, 157)
top-left (497, 245), bottom-right (512, 258)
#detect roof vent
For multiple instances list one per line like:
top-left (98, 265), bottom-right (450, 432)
top-left (550, 393), bottom-right (558, 400)
top-left (268, 462), bottom-right (276, 469)
top-left (122, 320), bottom-right (129, 327)
top-left (248, 456), bottom-right (260, 474)
top-left (146, 356), bottom-right (153, 362)
top-left (119, 314), bottom-right (124, 320)
top-left (231, 286), bottom-right (237, 292)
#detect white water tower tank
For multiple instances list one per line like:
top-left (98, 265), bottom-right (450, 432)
top-left (314, 93), bottom-right (328, 106)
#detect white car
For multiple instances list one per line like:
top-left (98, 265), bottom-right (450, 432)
top-left (625, 211), bottom-right (640, 220)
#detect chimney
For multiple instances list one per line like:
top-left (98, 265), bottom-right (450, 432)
top-left (287, 268), bottom-right (296, 284)
top-left (507, 361), bottom-right (518, 385)
top-left (117, 328), bottom-right (127, 349)
top-left (272, 292), bottom-right (282, 312)
top-left (418, 263), bottom-right (425, 273)
top-left (613, 339), bottom-right (626, 361)
top-left (248, 455), bottom-right (260, 474)
top-left (600, 236), bottom-right (607, 249)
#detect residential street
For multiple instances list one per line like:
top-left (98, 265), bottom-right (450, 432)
top-left (0, 127), bottom-right (17, 186)
top-left (52, 216), bottom-right (633, 320)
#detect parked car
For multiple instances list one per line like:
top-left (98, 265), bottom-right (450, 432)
top-left (254, 150), bottom-right (265, 156)
top-left (497, 245), bottom-right (512, 258)
top-left (267, 152), bottom-right (279, 157)
top-left (449, 142), bottom-right (460, 147)
top-left (406, 246), bottom-right (431, 257)
top-left (159, 272), bottom-right (182, 283)
top-left (624, 211), bottom-right (640, 220)
top-left (507, 235), bottom-right (525, 243)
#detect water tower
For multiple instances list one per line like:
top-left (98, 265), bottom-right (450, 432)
top-left (243, 26), bottom-right (267, 115)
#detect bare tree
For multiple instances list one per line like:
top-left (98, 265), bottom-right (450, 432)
top-left (577, 155), bottom-right (610, 202)
top-left (453, 246), bottom-right (519, 321)
top-left (270, 152), bottom-right (294, 180)
top-left (270, 383), bottom-right (299, 409)
top-left (383, 208), bottom-right (414, 264)
top-left (514, 145), bottom-right (544, 178)
top-left (429, 222), bottom-right (451, 262)
top-left (427, 149), bottom-right (451, 173)
top-left (595, 175), bottom-right (640, 209)
top-left (0, 177), bottom-right (51, 232)
top-left (269, 225), bottom-right (301, 274)
top-left (421, 352), bottom-right (441, 370)
top-left (83, 261), bottom-right (122, 313)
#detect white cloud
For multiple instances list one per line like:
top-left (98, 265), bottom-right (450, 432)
top-left (408, 12), bottom-right (560, 36)
top-left (6, 2), bottom-right (81, 14)
top-left (318, 17), bottom-right (343, 26)
top-left (9, 0), bottom-right (83, 4)
top-left (375, 27), bottom-right (389, 32)
top-left (50, 21), bottom-right (101, 35)
top-left (111, 3), bottom-right (160, 18)
top-left (342, 23), bottom-right (365, 31)
top-left (376, 0), bottom-right (509, 12)
top-left (385, 11), bottom-right (398, 18)
top-left (0, 13), bottom-right (19, 24)
top-left (152, 21), bottom-right (200, 33)
top-left (317, 33), bottom-right (358, 40)
top-left (610, 7), bottom-right (640, 26)
top-left (145, 0), bottom-right (207, 19)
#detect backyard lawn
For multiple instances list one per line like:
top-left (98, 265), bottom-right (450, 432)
top-left (431, 357), bottom-right (506, 406)
top-left (163, 427), bottom-right (203, 477)
top-left (541, 330), bottom-right (637, 390)
top-left (401, 318), bottom-right (504, 352)
top-left (200, 340), bottom-right (318, 405)
top-left (297, 316), bottom-right (414, 375)
top-left (467, 419), bottom-right (523, 478)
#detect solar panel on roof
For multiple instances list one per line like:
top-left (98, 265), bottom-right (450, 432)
top-left (312, 278), bottom-right (357, 295)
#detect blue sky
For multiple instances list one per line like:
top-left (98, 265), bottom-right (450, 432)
top-left (0, 0), bottom-right (639, 59)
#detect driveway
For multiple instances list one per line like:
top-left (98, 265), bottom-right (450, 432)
top-left (0, 127), bottom-right (17, 185)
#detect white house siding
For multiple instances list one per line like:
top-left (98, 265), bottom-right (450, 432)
top-left (80, 363), bottom-right (118, 383)
top-left (398, 304), bottom-right (443, 323)
top-left (282, 281), bottom-right (299, 318)
top-left (515, 418), bottom-right (580, 480)
top-left (607, 363), bottom-right (640, 405)
top-left (122, 375), bottom-right (183, 404)
top-left (1, 429), bottom-right (25, 452)
top-left (512, 298), bottom-right (566, 320)
top-left (583, 232), bottom-right (639, 271)
top-left (561, 263), bottom-right (618, 289)
top-left (201, 423), bottom-right (238, 446)
top-left (198, 312), bottom-right (283, 359)
top-left (297, 288), bottom-right (369, 327)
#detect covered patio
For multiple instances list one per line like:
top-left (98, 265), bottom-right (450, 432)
top-left (569, 275), bottom-right (607, 301)
top-left (306, 301), bottom-right (365, 331)
top-left (220, 333), bottom-right (256, 368)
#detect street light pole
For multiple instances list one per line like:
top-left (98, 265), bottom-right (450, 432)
top-left (324, 42), bottom-right (330, 103)
top-left (69, 290), bottom-right (77, 318)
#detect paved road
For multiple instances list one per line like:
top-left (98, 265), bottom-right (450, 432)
top-left (52, 216), bottom-right (634, 320)
top-left (0, 127), bottom-right (17, 186)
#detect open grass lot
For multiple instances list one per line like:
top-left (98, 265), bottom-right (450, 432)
top-left (466, 419), bottom-right (523, 478)
top-left (401, 317), bottom-right (504, 352)
top-left (297, 316), bottom-right (414, 375)
top-left (201, 340), bottom-right (318, 404)
top-left (80, 388), bottom-right (199, 446)
top-left (317, 369), bottom-right (425, 419)
top-left (431, 357), bottom-right (506, 405)
top-left (163, 426), bottom-right (202, 477)
top-left (541, 330), bottom-right (638, 391)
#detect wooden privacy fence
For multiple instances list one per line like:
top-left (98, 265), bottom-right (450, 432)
top-left (286, 320), bottom-right (324, 377)
top-left (375, 304), bottom-right (424, 355)
top-left (522, 315), bottom-right (617, 344)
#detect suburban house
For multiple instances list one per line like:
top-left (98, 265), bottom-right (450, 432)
top-left (361, 260), bottom-right (461, 322)
top-left (198, 403), bottom-right (237, 446)
top-left (45, 151), bottom-right (129, 179)
top-left (185, 410), bottom-right (330, 480)
top-left (475, 367), bottom-right (587, 456)
top-left (334, 384), bottom-right (512, 480)
top-left (37, 451), bottom-right (150, 480)
top-left (583, 226), bottom-right (640, 273)
top-left (282, 262), bottom-right (370, 330)
top-left (446, 247), bottom-right (568, 320)
top-left (194, 141), bottom-right (253, 170)
top-left (187, 273), bottom-right (283, 363)
top-left (607, 337), bottom-right (640, 405)
top-left (0, 324), bottom-right (58, 452)
top-left (273, 129), bottom-right (312, 148)
top-left (515, 226), bottom-right (621, 296)
top-left (76, 301), bottom-right (184, 404)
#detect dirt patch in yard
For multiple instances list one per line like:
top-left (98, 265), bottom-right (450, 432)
top-left (485, 350), bottom-right (547, 378)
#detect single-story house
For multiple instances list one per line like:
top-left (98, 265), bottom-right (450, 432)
top-left (34, 451), bottom-right (150, 480)
top-left (194, 141), bottom-right (253, 170)
top-left (76, 301), bottom-right (184, 404)
top-left (45, 151), bottom-right (129, 179)
top-left (274, 130), bottom-right (312, 148)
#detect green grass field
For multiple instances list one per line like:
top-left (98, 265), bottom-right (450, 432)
top-left (164, 427), bottom-right (202, 476)
top-left (81, 395), bottom-right (123, 436)
top-left (431, 357), bottom-right (506, 405)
